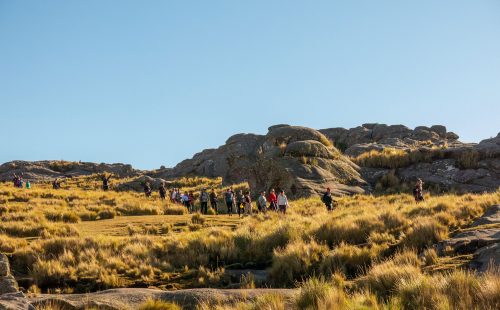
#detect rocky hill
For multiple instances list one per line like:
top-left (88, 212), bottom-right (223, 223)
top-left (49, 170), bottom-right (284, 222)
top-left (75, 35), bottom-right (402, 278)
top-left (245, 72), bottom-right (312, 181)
top-left (1, 123), bottom-right (498, 197)
top-left (0, 161), bottom-right (140, 182)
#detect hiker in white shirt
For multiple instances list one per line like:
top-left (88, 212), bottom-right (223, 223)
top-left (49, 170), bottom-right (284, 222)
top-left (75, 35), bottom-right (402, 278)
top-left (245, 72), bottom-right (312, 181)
top-left (277, 190), bottom-right (289, 214)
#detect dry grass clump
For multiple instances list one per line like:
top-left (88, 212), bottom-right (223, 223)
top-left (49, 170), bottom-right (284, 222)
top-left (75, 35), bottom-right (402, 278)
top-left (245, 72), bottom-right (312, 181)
top-left (320, 243), bottom-right (385, 278)
top-left (401, 218), bottom-right (448, 251)
top-left (295, 277), bottom-right (345, 310)
top-left (352, 147), bottom-right (446, 169)
top-left (139, 299), bottom-right (182, 310)
top-left (359, 250), bottom-right (423, 299)
top-left (164, 205), bottom-right (188, 215)
top-left (270, 240), bottom-right (328, 286)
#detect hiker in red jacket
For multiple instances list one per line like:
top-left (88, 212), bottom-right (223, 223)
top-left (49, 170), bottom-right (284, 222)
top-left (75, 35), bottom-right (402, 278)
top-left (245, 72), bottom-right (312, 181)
top-left (268, 189), bottom-right (278, 212)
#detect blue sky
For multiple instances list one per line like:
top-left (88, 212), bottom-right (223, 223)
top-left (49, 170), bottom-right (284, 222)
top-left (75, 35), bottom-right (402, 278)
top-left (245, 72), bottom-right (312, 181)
top-left (1, 1), bottom-right (499, 169)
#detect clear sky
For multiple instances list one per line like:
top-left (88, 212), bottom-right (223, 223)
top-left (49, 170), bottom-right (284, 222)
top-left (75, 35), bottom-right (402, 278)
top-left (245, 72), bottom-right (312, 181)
top-left (1, 1), bottom-right (499, 169)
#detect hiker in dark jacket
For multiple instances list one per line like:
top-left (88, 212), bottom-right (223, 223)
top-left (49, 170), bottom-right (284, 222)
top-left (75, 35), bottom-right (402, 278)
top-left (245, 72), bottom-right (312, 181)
top-left (159, 183), bottom-right (167, 200)
top-left (209, 189), bottom-right (218, 214)
top-left (224, 188), bottom-right (234, 216)
top-left (200, 188), bottom-right (209, 214)
top-left (236, 190), bottom-right (244, 218)
top-left (322, 187), bottom-right (334, 211)
top-left (101, 174), bottom-right (112, 191)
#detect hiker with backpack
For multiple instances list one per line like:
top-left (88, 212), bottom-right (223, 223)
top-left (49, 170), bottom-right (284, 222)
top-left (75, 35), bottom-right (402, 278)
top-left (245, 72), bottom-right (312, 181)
top-left (181, 191), bottom-right (190, 211)
top-left (159, 183), bottom-right (167, 200)
top-left (188, 191), bottom-right (195, 212)
top-left (258, 191), bottom-right (267, 213)
top-left (322, 187), bottom-right (335, 211)
top-left (413, 178), bottom-right (424, 202)
top-left (236, 190), bottom-right (244, 218)
top-left (52, 178), bottom-right (63, 189)
top-left (277, 190), bottom-right (289, 214)
top-left (268, 189), bottom-right (278, 212)
top-left (244, 191), bottom-right (252, 215)
top-left (200, 188), bottom-right (209, 214)
top-left (224, 188), bottom-right (234, 216)
top-left (209, 189), bottom-right (218, 214)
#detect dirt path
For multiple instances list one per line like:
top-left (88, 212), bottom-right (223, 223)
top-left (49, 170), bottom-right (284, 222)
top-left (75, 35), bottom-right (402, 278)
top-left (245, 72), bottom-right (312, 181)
top-left (75, 214), bottom-right (242, 237)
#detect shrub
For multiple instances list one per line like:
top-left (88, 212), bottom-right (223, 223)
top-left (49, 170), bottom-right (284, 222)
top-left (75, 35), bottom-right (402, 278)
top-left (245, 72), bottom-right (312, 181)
top-left (401, 219), bottom-right (448, 251)
top-left (320, 244), bottom-right (381, 278)
top-left (396, 274), bottom-right (447, 310)
top-left (455, 149), bottom-right (480, 169)
top-left (478, 269), bottom-right (500, 309)
top-left (270, 240), bottom-right (328, 286)
top-left (443, 270), bottom-right (480, 310)
top-left (164, 205), bottom-right (187, 215)
top-left (44, 211), bottom-right (80, 223)
top-left (314, 216), bottom-right (384, 246)
top-left (361, 259), bottom-right (422, 299)
top-left (295, 277), bottom-right (346, 310)
top-left (251, 293), bottom-right (286, 310)
top-left (138, 299), bottom-right (181, 310)
top-left (97, 209), bottom-right (115, 220)
top-left (191, 213), bottom-right (206, 225)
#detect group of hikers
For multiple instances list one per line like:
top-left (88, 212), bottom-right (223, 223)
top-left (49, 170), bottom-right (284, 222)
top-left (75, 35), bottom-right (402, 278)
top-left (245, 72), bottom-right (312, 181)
top-left (162, 187), bottom-right (291, 217)
top-left (11, 174), bottom-right (30, 189)
top-left (11, 172), bottom-right (427, 211)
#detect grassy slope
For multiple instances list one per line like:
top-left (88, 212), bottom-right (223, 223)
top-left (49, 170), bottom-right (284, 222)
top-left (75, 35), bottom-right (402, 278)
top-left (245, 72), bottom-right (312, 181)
top-left (0, 175), bottom-right (499, 309)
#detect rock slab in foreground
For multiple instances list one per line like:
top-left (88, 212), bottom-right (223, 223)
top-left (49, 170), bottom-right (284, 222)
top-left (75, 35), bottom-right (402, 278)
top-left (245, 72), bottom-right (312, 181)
top-left (437, 205), bottom-right (500, 272)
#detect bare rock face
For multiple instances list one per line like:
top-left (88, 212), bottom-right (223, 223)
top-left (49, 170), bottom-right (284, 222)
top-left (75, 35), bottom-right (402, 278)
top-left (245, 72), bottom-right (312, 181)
top-left (437, 205), bottom-right (500, 272)
top-left (169, 125), bottom-right (367, 197)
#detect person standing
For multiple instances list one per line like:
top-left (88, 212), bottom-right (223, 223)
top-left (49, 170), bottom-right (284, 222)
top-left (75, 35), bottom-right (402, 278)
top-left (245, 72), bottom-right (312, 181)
top-left (25, 180), bottom-right (31, 189)
top-left (188, 191), bottom-right (195, 213)
top-left (277, 190), bottom-right (289, 214)
top-left (224, 188), bottom-right (234, 216)
top-left (258, 191), bottom-right (267, 213)
top-left (159, 182), bottom-right (167, 200)
top-left (181, 192), bottom-right (190, 212)
top-left (322, 187), bottom-right (334, 211)
top-left (413, 179), bottom-right (424, 202)
top-left (268, 189), bottom-right (278, 212)
top-left (200, 188), bottom-right (209, 214)
top-left (244, 191), bottom-right (252, 215)
top-left (101, 174), bottom-right (112, 191)
top-left (209, 189), bottom-right (218, 214)
top-left (236, 190), bottom-right (244, 218)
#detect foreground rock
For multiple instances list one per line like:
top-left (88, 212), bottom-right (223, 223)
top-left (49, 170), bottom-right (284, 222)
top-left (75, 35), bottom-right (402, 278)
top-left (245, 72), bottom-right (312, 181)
top-left (437, 205), bottom-right (500, 272)
top-left (0, 254), bottom-right (33, 310)
top-left (30, 288), bottom-right (297, 310)
top-left (163, 125), bottom-right (367, 197)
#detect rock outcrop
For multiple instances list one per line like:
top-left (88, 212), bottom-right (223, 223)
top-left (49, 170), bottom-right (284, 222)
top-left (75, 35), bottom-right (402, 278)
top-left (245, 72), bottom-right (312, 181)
top-left (437, 205), bottom-right (500, 272)
top-left (30, 288), bottom-right (297, 310)
top-left (319, 123), bottom-right (462, 156)
top-left (0, 161), bottom-right (140, 182)
top-left (165, 125), bottom-right (367, 197)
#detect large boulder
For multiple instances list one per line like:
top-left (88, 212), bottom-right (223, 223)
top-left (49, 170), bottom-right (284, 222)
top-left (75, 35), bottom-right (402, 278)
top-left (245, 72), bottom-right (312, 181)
top-left (169, 126), bottom-right (366, 198)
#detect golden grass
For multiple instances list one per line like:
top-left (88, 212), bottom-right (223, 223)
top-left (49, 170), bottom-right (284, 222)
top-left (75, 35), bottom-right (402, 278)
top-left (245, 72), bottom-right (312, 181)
top-left (0, 179), bottom-right (499, 308)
